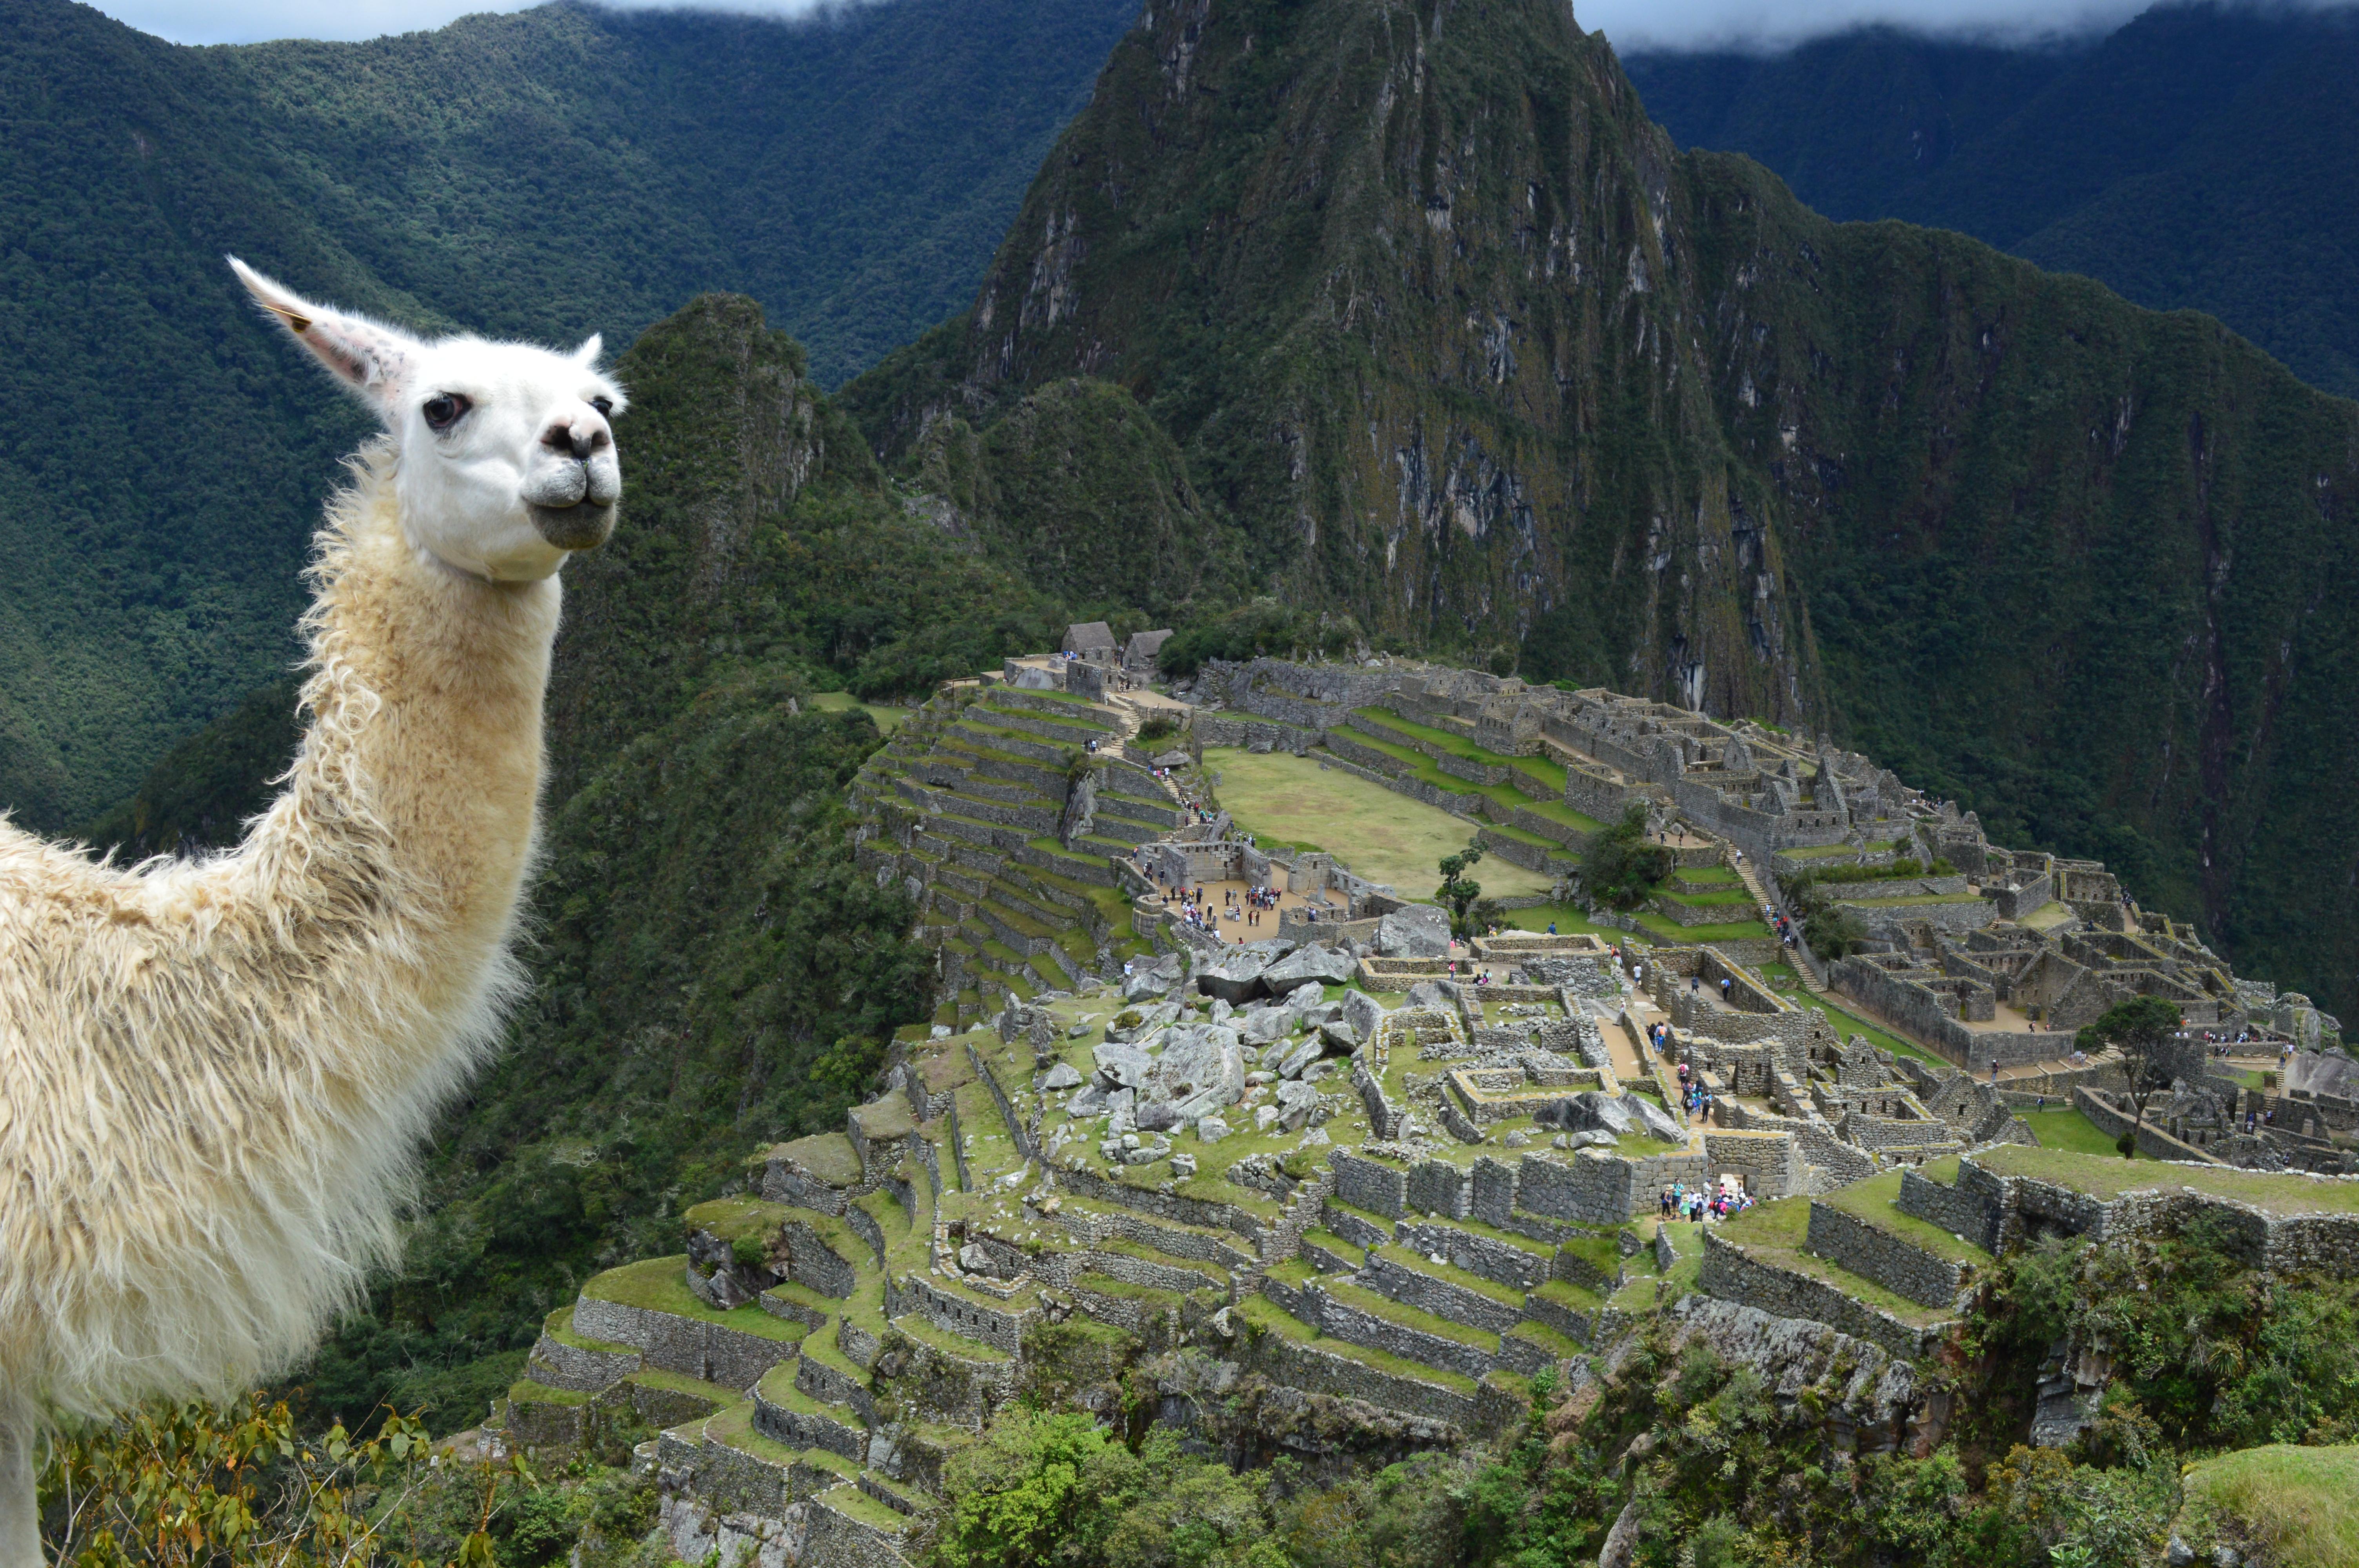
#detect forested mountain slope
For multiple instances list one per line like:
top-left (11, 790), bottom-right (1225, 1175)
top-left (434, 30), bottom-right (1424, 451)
top-left (0, 0), bottom-right (1130, 828)
top-left (1624, 2), bottom-right (2359, 399)
top-left (846, 0), bottom-right (2359, 1020)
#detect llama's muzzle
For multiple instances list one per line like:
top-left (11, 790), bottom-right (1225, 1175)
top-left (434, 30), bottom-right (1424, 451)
top-left (529, 501), bottom-right (617, 551)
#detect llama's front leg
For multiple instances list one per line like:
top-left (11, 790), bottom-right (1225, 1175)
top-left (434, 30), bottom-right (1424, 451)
top-left (0, 1416), bottom-right (36, 1568)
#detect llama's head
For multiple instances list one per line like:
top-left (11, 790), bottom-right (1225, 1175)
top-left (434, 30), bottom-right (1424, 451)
top-left (229, 258), bottom-right (627, 583)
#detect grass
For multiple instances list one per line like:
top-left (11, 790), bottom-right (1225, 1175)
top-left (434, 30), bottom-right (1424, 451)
top-left (1359, 708), bottom-right (1569, 793)
top-left (1232, 1295), bottom-right (1481, 1396)
top-left (1974, 1143), bottom-right (2359, 1214)
top-left (1633, 910), bottom-right (1772, 944)
top-left (580, 1257), bottom-right (812, 1341)
top-left (806, 689), bottom-right (909, 732)
top-left (1716, 1200), bottom-right (1955, 1327)
top-left (2182, 1444), bottom-right (2359, 1568)
top-left (1816, 1171), bottom-right (1992, 1262)
top-left (819, 1483), bottom-right (916, 1533)
top-left (2019, 1106), bottom-right (2137, 1158)
top-left (1498, 902), bottom-right (1625, 939)
top-left (1200, 746), bottom-right (1552, 898)
top-left (1808, 996), bottom-right (1946, 1067)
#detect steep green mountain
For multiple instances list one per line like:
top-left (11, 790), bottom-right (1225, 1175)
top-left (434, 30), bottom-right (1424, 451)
top-left (844, 0), bottom-right (2359, 1019)
top-left (0, 0), bottom-right (1132, 829)
top-left (1623, 3), bottom-right (2359, 398)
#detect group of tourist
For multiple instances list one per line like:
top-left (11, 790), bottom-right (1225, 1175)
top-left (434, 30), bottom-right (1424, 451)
top-left (1674, 1060), bottom-right (1712, 1120)
top-left (1661, 1181), bottom-right (1751, 1224)
top-left (1444, 960), bottom-right (1497, 985)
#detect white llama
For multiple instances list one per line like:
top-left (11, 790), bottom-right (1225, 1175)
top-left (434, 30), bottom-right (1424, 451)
top-left (0, 259), bottom-right (627, 1563)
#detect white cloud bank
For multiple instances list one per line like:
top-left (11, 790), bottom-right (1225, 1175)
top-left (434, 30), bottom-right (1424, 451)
top-left (84, 0), bottom-right (2359, 52)
top-left (87, 0), bottom-right (841, 47)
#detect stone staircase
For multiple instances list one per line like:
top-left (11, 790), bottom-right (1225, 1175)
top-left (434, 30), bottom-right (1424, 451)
top-left (851, 684), bottom-right (1187, 1025)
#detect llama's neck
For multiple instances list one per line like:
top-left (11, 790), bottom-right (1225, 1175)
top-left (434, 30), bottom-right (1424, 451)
top-left (236, 445), bottom-right (559, 1043)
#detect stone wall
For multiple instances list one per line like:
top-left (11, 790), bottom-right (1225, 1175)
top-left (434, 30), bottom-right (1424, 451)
top-left (1515, 1151), bottom-right (1644, 1225)
top-left (1696, 1232), bottom-right (1948, 1364)
top-left (1394, 1219), bottom-right (1551, 1289)
top-left (891, 1274), bottom-right (1036, 1358)
top-left (572, 1294), bottom-right (799, 1391)
top-left (1232, 1325), bottom-right (1478, 1429)
top-left (1330, 1148), bottom-right (1410, 1218)
top-left (1301, 1285), bottom-right (1495, 1381)
top-left (1803, 1204), bottom-right (1971, 1310)
top-left (1896, 1168), bottom-right (2002, 1254)
top-left (2070, 1085), bottom-right (2219, 1164)
top-left (1359, 1253), bottom-right (1524, 1332)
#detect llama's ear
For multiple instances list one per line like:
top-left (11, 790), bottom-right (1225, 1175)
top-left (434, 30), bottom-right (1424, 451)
top-left (571, 334), bottom-right (603, 367)
top-left (227, 256), bottom-right (419, 418)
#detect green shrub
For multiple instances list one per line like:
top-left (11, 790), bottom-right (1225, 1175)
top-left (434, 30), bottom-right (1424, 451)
top-left (1581, 804), bottom-right (1671, 910)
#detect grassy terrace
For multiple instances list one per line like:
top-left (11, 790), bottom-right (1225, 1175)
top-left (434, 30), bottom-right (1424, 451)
top-left (1973, 1144), bottom-right (2359, 1214)
top-left (1370, 1244), bottom-right (1528, 1308)
top-left (541, 1305), bottom-right (634, 1355)
top-left (1658, 886), bottom-right (1755, 908)
top-left (1816, 1171), bottom-right (1992, 1262)
top-left (1233, 1296), bottom-right (1480, 1396)
top-left (1786, 987), bottom-right (1945, 1067)
top-left (2183, 1444), bottom-right (2359, 1568)
top-left (806, 689), bottom-right (909, 732)
top-left (2019, 1106), bottom-right (2137, 1158)
top-left (582, 1257), bottom-right (813, 1341)
top-left (1204, 746), bottom-right (1554, 896)
top-left (820, 1483), bottom-right (915, 1534)
top-left (1633, 910), bottom-right (1771, 944)
top-left (1715, 1199), bottom-right (1955, 1327)
top-left (1326, 727), bottom-right (1602, 829)
top-left (1358, 707), bottom-right (1570, 791)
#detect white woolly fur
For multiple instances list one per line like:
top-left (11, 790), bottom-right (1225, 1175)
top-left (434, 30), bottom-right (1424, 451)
top-left (0, 446), bottom-right (568, 1561)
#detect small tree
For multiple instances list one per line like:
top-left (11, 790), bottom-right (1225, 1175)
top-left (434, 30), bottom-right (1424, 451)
top-left (1437, 845), bottom-right (1486, 936)
top-left (2075, 995), bottom-right (2190, 1155)
top-left (1581, 803), bottom-right (1671, 910)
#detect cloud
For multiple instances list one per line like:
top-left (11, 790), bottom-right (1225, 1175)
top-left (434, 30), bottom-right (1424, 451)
top-left (1578, 0), bottom-right (2355, 53)
top-left (87, 0), bottom-right (850, 47)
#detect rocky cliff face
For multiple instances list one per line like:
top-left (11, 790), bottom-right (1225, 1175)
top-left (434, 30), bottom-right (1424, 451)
top-left (847, 0), bottom-right (2359, 1014)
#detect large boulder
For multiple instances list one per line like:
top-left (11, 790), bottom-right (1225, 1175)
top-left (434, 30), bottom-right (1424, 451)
top-left (1275, 1039), bottom-right (1324, 1080)
top-left (1537, 1091), bottom-right (1683, 1144)
top-left (1106, 1003), bottom-right (1180, 1044)
top-left (1342, 988), bottom-right (1387, 1045)
top-left (1274, 1079), bottom-right (1321, 1131)
top-left (1294, 999), bottom-right (1344, 1030)
top-left (1403, 980), bottom-right (1449, 1011)
top-left (1042, 1062), bottom-right (1084, 1091)
top-left (1196, 953), bottom-right (1273, 1005)
top-left (1136, 1094), bottom-right (1185, 1134)
top-left (1161, 1025), bottom-right (1246, 1119)
top-left (1239, 1007), bottom-right (1293, 1046)
top-left (1261, 943), bottom-right (1356, 997)
top-left (1092, 1041), bottom-right (1156, 1090)
top-left (1375, 904), bottom-right (1452, 958)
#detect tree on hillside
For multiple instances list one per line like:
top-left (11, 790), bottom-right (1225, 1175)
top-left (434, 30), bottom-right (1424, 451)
top-left (1437, 845), bottom-right (1485, 937)
top-left (1581, 804), bottom-right (1671, 910)
top-left (2075, 995), bottom-right (2193, 1155)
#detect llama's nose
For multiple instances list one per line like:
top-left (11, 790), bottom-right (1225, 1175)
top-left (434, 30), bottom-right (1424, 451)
top-left (541, 417), bottom-right (609, 462)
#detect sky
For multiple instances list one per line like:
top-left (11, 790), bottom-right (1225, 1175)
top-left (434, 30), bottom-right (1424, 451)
top-left (78, 0), bottom-right (2330, 51)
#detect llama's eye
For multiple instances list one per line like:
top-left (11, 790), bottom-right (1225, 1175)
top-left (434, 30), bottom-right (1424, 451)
top-left (422, 393), bottom-right (470, 431)
top-left (589, 396), bottom-right (614, 417)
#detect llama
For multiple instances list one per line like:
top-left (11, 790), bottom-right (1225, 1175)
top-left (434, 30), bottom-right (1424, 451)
top-left (0, 260), bottom-right (626, 1562)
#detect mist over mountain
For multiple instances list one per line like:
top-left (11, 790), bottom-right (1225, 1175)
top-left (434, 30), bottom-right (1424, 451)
top-left (0, 0), bottom-right (1130, 829)
top-left (1624, 1), bottom-right (2359, 397)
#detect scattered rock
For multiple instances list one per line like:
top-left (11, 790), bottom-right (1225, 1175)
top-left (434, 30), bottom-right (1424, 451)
top-left (1042, 1062), bottom-right (1084, 1091)
top-left (1255, 1104), bottom-right (1281, 1132)
top-left (1261, 943), bottom-right (1356, 997)
top-left (1375, 904), bottom-right (1452, 958)
top-left (1196, 953), bottom-right (1273, 1005)
top-left (1403, 980), bottom-right (1448, 1010)
top-left (1196, 1117), bottom-right (1231, 1142)
top-left (1274, 1080), bottom-right (1320, 1131)
top-left (1502, 1130), bottom-right (1530, 1147)
top-left (1246, 1069), bottom-right (1276, 1086)
top-left (1342, 988), bottom-right (1387, 1044)
top-left (1093, 1041), bottom-right (1155, 1090)
top-left (1170, 1153), bottom-right (1199, 1178)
